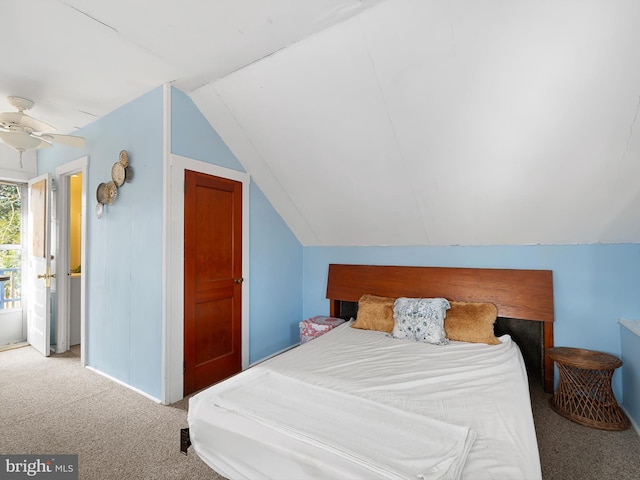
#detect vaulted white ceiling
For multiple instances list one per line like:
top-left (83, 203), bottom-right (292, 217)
top-left (3, 0), bottom-right (640, 246)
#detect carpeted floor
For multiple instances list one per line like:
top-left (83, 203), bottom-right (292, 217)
top-left (0, 346), bottom-right (222, 480)
top-left (1, 344), bottom-right (640, 479)
top-left (530, 376), bottom-right (640, 480)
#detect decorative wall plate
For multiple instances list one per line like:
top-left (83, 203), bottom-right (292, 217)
top-left (119, 149), bottom-right (129, 167)
top-left (96, 182), bottom-right (108, 204)
top-left (111, 161), bottom-right (125, 187)
top-left (104, 181), bottom-right (118, 205)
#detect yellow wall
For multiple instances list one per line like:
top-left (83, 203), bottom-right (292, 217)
top-left (69, 174), bottom-right (82, 272)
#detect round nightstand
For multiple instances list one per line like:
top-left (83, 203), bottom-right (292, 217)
top-left (547, 347), bottom-right (630, 430)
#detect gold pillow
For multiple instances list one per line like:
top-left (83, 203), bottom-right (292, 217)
top-left (351, 294), bottom-right (395, 333)
top-left (444, 301), bottom-right (500, 345)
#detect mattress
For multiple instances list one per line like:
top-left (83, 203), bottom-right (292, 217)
top-left (188, 321), bottom-right (542, 480)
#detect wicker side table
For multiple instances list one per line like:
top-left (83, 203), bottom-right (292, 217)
top-left (547, 347), bottom-right (630, 431)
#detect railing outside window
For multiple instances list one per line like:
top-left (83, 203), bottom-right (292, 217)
top-left (0, 265), bottom-right (20, 309)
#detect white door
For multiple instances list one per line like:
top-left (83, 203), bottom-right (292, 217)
top-left (27, 173), bottom-right (53, 357)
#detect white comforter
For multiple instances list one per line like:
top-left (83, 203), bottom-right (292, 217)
top-left (188, 322), bottom-right (542, 480)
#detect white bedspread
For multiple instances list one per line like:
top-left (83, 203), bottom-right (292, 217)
top-left (211, 369), bottom-right (475, 480)
top-left (188, 322), bottom-right (542, 480)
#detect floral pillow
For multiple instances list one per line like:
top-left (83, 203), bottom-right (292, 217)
top-left (392, 297), bottom-right (450, 345)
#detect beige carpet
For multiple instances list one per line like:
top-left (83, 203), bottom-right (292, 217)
top-left (530, 376), bottom-right (640, 480)
top-left (0, 346), bottom-right (223, 480)
top-left (2, 344), bottom-right (640, 479)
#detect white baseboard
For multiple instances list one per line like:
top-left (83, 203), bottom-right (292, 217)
top-left (84, 344), bottom-right (299, 404)
top-left (86, 366), bottom-right (162, 404)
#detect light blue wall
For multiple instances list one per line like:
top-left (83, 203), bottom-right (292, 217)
top-left (39, 88), bottom-right (164, 398)
top-left (302, 244), bottom-right (640, 401)
top-left (171, 89), bottom-right (245, 172)
top-left (38, 86), bottom-right (303, 400)
top-left (171, 88), bottom-right (304, 364)
top-left (248, 185), bottom-right (303, 361)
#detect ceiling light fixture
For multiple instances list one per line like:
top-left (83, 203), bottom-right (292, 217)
top-left (0, 96), bottom-right (85, 168)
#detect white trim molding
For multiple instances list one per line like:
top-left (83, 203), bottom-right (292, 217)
top-left (163, 153), bottom-right (250, 405)
top-left (55, 156), bottom-right (88, 365)
top-left (161, 84), bottom-right (172, 404)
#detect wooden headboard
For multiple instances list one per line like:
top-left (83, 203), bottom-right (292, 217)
top-left (326, 264), bottom-right (555, 393)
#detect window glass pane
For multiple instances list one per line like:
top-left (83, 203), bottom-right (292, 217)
top-left (0, 184), bottom-right (21, 245)
top-left (0, 184), bottom-right (22, 309)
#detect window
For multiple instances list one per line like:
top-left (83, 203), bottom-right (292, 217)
top-left (0, 183), bottom-right (22, 310)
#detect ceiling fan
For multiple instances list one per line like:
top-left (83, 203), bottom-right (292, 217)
top-left (0, 96), bottom-right (86, 167)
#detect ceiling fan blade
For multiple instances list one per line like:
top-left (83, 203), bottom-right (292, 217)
top-left (0, 112), bottom-right (55, 132)
top-left (39, 133), bottom-right (86, 148)
top-left (33, 136), bottom-right (52, 149)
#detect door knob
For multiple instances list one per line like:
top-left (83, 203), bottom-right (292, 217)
top-left (37, 273), bottom-right (56, 280)
top-left (37, 272), bottom-right (56, 288)
top-left (234, 278), bottom-right (244, 284)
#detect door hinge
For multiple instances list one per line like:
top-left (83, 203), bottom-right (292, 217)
top-left (183, 361), bottom-right (186, 374)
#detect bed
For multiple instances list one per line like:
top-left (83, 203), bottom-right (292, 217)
top-left (186, 264), bottom-right (554, 480)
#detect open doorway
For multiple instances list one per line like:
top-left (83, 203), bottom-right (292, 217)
top-left (55, 157), bottom-right (87, 364)
top-left (68, 173), bottom-right (82, 354)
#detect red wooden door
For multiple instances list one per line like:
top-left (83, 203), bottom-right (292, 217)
top-left (184, 170), bottom-right (242, 395)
